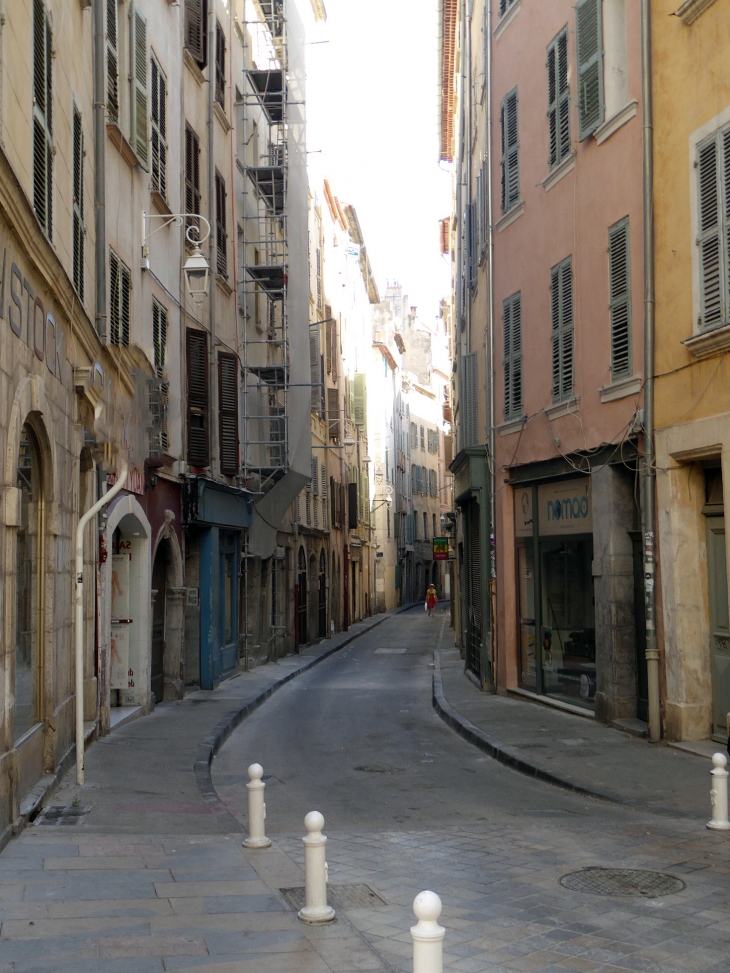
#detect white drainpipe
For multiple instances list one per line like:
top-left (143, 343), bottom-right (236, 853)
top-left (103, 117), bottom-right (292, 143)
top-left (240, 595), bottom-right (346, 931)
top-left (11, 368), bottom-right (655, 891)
top-left (75, 458), bottom-right (128, 785)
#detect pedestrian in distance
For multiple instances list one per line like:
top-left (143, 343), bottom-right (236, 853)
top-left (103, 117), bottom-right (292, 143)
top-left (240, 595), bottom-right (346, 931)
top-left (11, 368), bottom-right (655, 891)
top-left (426, 583), bottom-right (438, 617)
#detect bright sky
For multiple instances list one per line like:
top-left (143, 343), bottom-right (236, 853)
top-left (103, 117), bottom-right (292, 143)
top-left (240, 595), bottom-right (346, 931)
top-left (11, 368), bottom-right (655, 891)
top-left (305, 0), bottom-right (452, 322)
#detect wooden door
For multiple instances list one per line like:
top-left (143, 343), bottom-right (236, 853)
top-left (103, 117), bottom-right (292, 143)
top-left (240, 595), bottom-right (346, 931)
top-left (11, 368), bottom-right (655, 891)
top-left (707, 517), bottom-right (730, 739)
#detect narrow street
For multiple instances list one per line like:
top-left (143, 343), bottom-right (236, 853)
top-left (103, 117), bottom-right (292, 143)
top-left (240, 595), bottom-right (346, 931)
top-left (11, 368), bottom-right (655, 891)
top-left (0, 611), bottom-right (729, 972)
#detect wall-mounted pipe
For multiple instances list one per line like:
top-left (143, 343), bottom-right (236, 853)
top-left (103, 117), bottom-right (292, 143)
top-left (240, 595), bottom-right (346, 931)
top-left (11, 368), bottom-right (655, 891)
top-left (75, 459), bottom-right (128, 785)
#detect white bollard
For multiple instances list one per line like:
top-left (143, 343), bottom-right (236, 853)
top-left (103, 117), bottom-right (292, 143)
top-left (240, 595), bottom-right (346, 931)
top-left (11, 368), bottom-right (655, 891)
top-left (242, 763), bottom-right (272, 849)
top-left (707, 753), bottom-right (730, 831)
top-left (411, 890), bottom-right (445, 973)
top-left (297, 811), bottom-right (335, 923)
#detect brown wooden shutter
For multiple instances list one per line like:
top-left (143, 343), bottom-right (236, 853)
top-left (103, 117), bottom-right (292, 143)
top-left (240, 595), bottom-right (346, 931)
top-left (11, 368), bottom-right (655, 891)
top-left (218, 352), bottom-right (239, 476)
top-left (215, 20), bottom-right (225, 106)
top-left (186, 328), bottom-right (209, 467)
top-left (327, 387), bottom-right (339, 441)
top-left (185, 0), bottom-right (207, 68)
top-left (215, 170), bottom-right (227, 277)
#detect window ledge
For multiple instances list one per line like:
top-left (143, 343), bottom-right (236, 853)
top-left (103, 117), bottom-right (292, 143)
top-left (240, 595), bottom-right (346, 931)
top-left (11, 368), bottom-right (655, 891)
top-left (498, 416), bottom-right (527, 437)
top-left (593, 100), bottom-right (638, 146)
top-left (216, 275), bottom-right (233, 298)
top-left (107, 122), bottom-right (140, 170)
top-left (183, 49), bottom-right (206, 86)
top-left (214, 101), bottom-right (231, 133)
top-left (495, 201), bottom-right (524, 233)
top-left (543, 152), bottom-right (575, 192)
top-left (599, 374), bottom-right (641, 403)
top-left (494, 1), bottom-right (520, 41)
top-left (150, 190), bottom-right (171, 215)
top-left (545, 396), bottom-right (580, 420)
top-left (675, 0), bottom-right (720, 24)
top-left (683, 322), bottom-right (730, 359)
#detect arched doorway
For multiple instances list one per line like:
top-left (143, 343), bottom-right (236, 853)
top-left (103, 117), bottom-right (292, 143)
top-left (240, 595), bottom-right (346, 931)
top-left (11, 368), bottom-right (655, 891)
top-left (318, 549), bottom-right (327, 638)
top-left (151, 538), bottom-right (171, 704)
top-left (297, 546), bottom-right (307, 648)
top-left (15, 423), bottom-right (44, 743)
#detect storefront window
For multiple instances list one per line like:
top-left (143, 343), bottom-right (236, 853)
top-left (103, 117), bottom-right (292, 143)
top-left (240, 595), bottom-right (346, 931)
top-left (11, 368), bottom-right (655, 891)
top-left (15, 424), bottom-right (42, 742)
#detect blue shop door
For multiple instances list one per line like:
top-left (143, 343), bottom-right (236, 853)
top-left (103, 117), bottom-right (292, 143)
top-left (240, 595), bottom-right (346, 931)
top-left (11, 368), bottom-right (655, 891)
top-left (220, 533), bottom-right (238, 675)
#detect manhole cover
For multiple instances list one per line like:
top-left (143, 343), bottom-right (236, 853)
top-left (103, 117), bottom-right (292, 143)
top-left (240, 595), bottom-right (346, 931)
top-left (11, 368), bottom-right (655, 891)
top-left (560, 867), bottom-right (685, 898)
top-left (35, 805), bottom-right (91, 826)
top-left (280, 884), bottom-right (386, 911)
top-left (354, 765), bottom-right (406, 774)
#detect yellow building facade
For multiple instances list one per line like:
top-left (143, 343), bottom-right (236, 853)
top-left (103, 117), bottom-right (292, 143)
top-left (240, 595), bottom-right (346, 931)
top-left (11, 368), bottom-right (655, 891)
top-left (653, 0), bottom-right (730, 741)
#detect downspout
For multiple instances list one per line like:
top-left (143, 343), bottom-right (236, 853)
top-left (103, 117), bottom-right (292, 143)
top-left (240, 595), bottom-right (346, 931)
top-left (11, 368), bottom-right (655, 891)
top-left (641, 0), bottom-right (660, 742)
top-left (484, 0), bottom-right (496, 689)
top-left (207, 1), bottom-right (218, 469)
top-left (93, 0), bottom-right (106, 339)
top-left (75, 459), bottom-right (128, 785)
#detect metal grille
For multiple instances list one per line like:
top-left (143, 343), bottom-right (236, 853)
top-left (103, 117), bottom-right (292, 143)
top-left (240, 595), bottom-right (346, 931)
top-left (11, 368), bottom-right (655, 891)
top-left (35, 805), bottom-right (91, 827)
top-left (280, 884), bottom-right (386, 911)
top-left (560, 867), bottom-right (685, 898)
top-left (354, 765), bottom-right (406, 774)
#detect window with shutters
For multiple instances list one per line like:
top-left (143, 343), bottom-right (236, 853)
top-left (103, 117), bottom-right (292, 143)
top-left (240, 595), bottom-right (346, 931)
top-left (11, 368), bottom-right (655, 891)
top-left (500, 88), bottom-right (519, 214)
top-left (499, 0), bottom-right (518, 16)
top-left (608, 217), bottom-right (631, 379)
top-left (420, 425), bottom-right (425, 451)
top-left (550, 257), bottom-right (574, 402)
top-left (218, 353), bottom-right (239, 476)
top-left (503, 292), bottom-right (523, 420)
top-left (310, 323), bottom-right (322, 415)
top-left (697, 124), bottom-right (730, 331)
top-left (153, 300), bottom-right (169, 451)
top-left (186, 329), bottom-right (209, 467)
top-left (460, 353), bottom-right (478, 448)
top-left (410, 422), bottom-right (418, 449)
top-left (215, 170), bottom-right (227, 277)
top-left (547, 29), bottom-right (571, 169)
top-left (315, 248), bottom-right (323, 310)
top-left (185, 0), bottom-right (208, 71)
top-left (109, 249), bottom-right (131, 346)
top-left (151, 54), bottom-right (167, 200)
top-left (185, 124), bottom-right (201, 239)
top-left (411, 465), bottom-right (417, 495)
top-left (72, 105), bottom-right (84, 301)
top-left (353, 373), bottom-right (367, 433)
top-left (215, 21), bottom-right (225, 108)
top-left (33, 0), bottom-right (53, 237)
top-left (130, 4), bottom-right (149, 169)
top-left (327, 387), bottom-right (340, 441)
top-left (107, 0), bottom-right (119, 125)
top-left (576, 0), bottom-right (604, 140)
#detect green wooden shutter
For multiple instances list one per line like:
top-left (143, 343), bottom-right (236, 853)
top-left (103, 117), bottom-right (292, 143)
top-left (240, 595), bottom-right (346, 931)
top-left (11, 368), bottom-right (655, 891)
top-left (151, 55), bottom-right (167, 199)
top-left (129, 4), bottom-right (149, 168)
top-left (353, 373), bottom-right (367, 433)
top-left (608, 218), bottom-right (631, 378)
top-left (698, 133), bottom-right (725, 330)
top-left (187, 329), bottom-right (209, 467)
top-left (500, 89), bottom-right (519, 213)
top-left (503, 293), bottom-right (522, 419)
top-left (576, 0), bottom-right (604, 140)
top-left (107, 0), bottom-right (119, 124)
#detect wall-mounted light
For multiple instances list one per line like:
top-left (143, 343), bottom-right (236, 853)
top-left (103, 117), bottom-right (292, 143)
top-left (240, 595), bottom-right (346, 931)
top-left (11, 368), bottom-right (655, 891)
top-left (142, 211), bottom-right (212, 305)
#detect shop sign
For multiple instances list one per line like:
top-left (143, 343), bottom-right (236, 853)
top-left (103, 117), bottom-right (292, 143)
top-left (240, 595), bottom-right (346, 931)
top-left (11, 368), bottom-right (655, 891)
top-left (538, 478), bottom-right (592, 536)
top-left (514, 487), bottom-right (534, 538)
top-left (433, 537), bottom-right (449, 561)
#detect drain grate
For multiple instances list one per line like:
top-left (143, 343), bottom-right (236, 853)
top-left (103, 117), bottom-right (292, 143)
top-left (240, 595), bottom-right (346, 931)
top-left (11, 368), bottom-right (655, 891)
top-left (280, 884), bottom-right (386, 911)
top-left (354, 765), bottom-right (406, 774)
top-left (560, 867), bottom-right (685, 898)
top-left (35, 805), bottom-right (91, 827)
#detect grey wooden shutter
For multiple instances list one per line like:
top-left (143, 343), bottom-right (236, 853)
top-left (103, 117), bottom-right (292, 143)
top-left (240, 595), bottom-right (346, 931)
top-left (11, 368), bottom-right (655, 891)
top-left (185, 0), bottom-right (206, 68)
top-left (576, 0), bottom-right (604, 140)
top-left (608, 218), bottom-right (631, 378)
top-left (151, 55), bottom-right (167, 199)
top-left (33, 0), bottom-right (53, 236)
top-left (460, 352), bottom-right (478, 447)
top-left (551, 258), bottom-right (574, 401)
top-left (129, 4), bottom-right (149, 168)
top-left (109, 250), bottom-right (130, 346)
top-left (311, 456), bottom-right (319, 495)
top-left (500, 89), bottom-right (519, 213)
top-left (548, 29), bottom-right (570, 167)
top-left (503, 293), bottom-right (522, 419)
top-left (72, 106), bottom-right (84, 300)
top-left (697, 133), bottom-right (726, 330)
top-left (353, 373), bottom-right (367, 433)
top-left (107, 0), bottom-right (119, 124)
top-left (186, 329), bottom-right (209, 467)
top-left (218, 352), bottom-right (239, 476)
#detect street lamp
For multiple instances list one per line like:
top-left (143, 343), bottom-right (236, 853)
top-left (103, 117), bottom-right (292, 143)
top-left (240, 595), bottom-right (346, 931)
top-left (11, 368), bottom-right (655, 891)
top-left (142, 211), bottom-right (212, 304)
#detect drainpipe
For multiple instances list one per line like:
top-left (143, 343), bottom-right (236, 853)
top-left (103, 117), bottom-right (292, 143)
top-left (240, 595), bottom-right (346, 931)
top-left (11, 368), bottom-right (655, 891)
top-left (484, 0), bottom-right (496, 687)
top-left (75, 459), bottom-right (128, 786)
top-left (207, 2), bottom-right (218, 469)
top-left (93, 0), bottom-right (106, 339)
top-left (640, 0), bottom-right (660, 742)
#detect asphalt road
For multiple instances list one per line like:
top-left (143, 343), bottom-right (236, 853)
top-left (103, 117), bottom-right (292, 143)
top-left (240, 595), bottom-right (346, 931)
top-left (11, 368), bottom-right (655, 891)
top-left (213, 606), bottom-right (641, 834)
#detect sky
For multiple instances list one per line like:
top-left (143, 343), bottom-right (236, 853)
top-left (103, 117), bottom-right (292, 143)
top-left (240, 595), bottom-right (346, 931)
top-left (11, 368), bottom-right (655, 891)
top-left (305, 0), bottom-right (453, 322)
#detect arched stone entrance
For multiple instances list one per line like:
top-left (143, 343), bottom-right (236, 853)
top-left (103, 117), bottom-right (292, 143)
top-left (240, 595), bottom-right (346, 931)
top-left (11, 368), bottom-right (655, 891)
top-left (151, 512), bottom-right (185, 702)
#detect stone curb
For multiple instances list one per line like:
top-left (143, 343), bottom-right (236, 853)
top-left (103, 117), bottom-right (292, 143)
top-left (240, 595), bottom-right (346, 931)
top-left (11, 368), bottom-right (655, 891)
top-left (432, 650), bottom-right (623, 805)
top-left (195, 606), bottom-right (418, 826)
